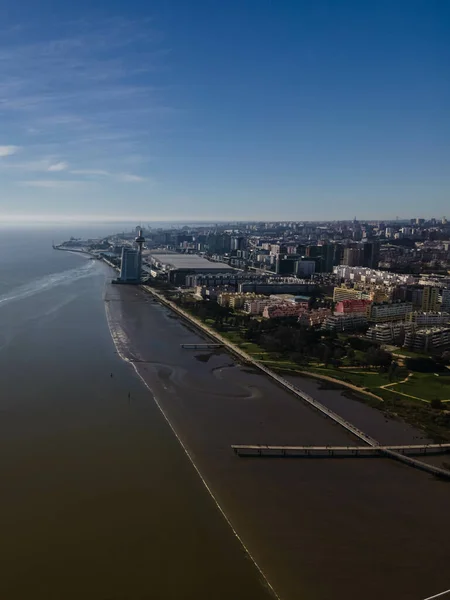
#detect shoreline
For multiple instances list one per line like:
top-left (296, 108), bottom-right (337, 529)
top-left (104, 282), bottom-right (280, 600)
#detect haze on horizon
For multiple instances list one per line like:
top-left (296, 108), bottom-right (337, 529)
top-left (0, 0), bottom-right (448, 223)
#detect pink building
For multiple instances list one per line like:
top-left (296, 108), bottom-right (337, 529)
top-left (263, 302), bottom-right (307, 319)
top-left (335, 299), bottom-right (371, 314)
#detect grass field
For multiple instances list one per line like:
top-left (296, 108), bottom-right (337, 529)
top-left (390, 373), bottom-right (450, 402)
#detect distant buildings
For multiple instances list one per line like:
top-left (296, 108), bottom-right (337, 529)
top-left (333, 266), bottom-right (415, 286)
top-left (343, 247), bottom-right (364, 267)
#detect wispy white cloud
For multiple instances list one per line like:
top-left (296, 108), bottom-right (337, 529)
top-left (0, 156), bottom-right (67, 172)
top-left (0, 18), bottom-right (171, 188)
top-left (70, 168), bottom-right (110, 176)
top-left (48, 161), bottom-right (68, 172)
top-left (117, 173), bottom-right (146, 182)
top-left (70, 168), bottom-right (147, 182)
top-left (0, 145), bottom-right (20, 157)
top-left (20, 179), bottom-right (80, 189)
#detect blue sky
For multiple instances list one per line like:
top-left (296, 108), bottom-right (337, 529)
top-left (0, 0), bottom-right (448, 222)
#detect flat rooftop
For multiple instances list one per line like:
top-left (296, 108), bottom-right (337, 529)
top-left (148, 253), bottom-right (233, 271)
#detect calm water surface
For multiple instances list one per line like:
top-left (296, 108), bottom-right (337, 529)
top-left (0, 228), bottom-right (272, 600)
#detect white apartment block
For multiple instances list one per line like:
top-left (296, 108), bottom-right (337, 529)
top-left (243, 298), bottom-right (272, 315)
top-left (322, 313), bottom-right (368, 332)
top-left (369, 302), bottom-right (413, 322)
top-left (366, 322), bottom-right (414, 344)
top-left (406, 311), bottom-right (450, 327)
top-left (404, 327), bottom-right (450, 352)
top-left (333, 266), bottom-right (415, 286)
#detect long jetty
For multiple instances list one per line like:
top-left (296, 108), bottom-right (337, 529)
top-left (181, 343), bottom-right (223, 349)
top-left (232, 443), bottom-right (450, 458)
top-left (141, 285), bottom-right (450, 479)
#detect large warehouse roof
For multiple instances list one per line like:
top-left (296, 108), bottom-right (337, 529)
top-left (149, 253), bottom-right (233, 271)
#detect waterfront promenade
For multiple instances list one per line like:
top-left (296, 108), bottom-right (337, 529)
top-left (141, 285), bottom-right (450, 479)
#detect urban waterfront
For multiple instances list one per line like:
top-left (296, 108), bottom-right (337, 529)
top-left (1, 228), bottom-right (449, 600)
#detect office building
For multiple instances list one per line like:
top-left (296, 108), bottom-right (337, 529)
top-left (342, 247), bottom-right (364, 267)
top-left (119, 247), bottom-right (140, 282)
top-left (296, 260), bottom-right (316, 277)
top-left (362, 242), bottom-right (380, 269)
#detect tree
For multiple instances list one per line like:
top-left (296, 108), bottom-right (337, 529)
top-left (430, 398), bottom-right (443, 410)
top-left (388, 361), bottom-right (398, 382)
top-left (323, 345), bottom-right (332, 367)
top-left (347, 348), bottom-right (355, 361)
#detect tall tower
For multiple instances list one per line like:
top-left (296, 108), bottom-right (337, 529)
top-left (134, 227), bottom-right (145, 281)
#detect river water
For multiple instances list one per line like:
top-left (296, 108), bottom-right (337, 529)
top-left (0, 227), bottom-right (449, 600)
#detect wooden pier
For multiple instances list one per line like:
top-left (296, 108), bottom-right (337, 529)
top-left (181, 343), bottom-right (223, 349)
top-left (232, 443), bottom-right (450, 458)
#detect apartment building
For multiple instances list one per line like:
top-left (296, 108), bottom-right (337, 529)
top-left (333, 286), bottom-right (367, 302)
top-left (404, 327), bottom-right (450, 352)
top-left (335, 299), bottom-right (372, 315)
top-left (369, 302), bottom-right (413, 323)
top-left (366, 322), bottom-right (414, 344)
top-left (299, 308), bottom-right (332, 327)
top-left (243, 297), bottom-right (272, 315)
top-left (406, 311), bottom-right (450, 327)
top-left (322, 313), bottom-right (368, 332)
top-left (263, 303), bottom-right (308, 319)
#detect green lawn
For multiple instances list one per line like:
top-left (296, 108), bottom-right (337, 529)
top-left (391, 373), bottom-right (450, 402)
top-left (305, 367), bottom-right (390, 390)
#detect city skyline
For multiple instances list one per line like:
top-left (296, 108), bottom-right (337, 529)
top-left (0, 0), bottom-right (449, 222)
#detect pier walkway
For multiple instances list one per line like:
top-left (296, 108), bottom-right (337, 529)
top-left (181, 343), bottom-right (223, 349)
top-left (232, 443), bottom-right (450, 458)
